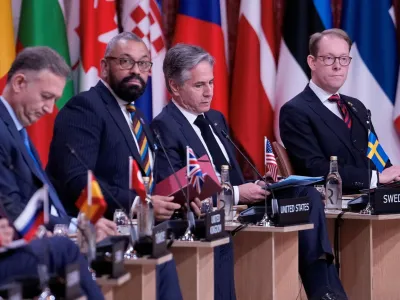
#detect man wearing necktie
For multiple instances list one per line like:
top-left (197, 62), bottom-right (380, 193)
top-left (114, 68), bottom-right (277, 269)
top-left (280, 28), bottom-right (400, 195)
top-left (0, 47), bottom-right (117, 237)
top-left (46, 32), bottom-right (183, 300)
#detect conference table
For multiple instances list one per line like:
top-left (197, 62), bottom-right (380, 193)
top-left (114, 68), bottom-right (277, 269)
top-left (326, 211), bottom-right (400, 300)
top-left (226, 222), bottom-right (314, 300)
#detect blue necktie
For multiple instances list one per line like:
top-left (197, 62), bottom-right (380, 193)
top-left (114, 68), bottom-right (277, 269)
top-left (19, 128), bottom-right (68, 218)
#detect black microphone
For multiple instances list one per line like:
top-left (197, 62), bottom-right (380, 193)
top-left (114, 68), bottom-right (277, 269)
top-left (152, 129), bottom-right (195, 228)
top-left (220, 129), bottom-right (265, 181)
top-left (366, 109), bottom-right (373, 205)
top-left (66, 144), bottom-right (138, 244)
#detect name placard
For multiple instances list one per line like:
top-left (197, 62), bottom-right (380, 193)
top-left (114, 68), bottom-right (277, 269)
top-left (373, 188), bottom-right (400, 214)
top-left (152, 221), bottom-right (168, 258)
top-left (205, 209), bottom-right (225, 241)
top-left (273, 196), bottom-right (310, 226)
top-left (112, 241), bottom-right (125, 278)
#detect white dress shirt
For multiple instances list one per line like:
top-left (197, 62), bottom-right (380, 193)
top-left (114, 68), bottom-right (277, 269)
top-left (172, 100), bottom-right (240, 204)
top-left (308, 80), bottom-right (377, 188)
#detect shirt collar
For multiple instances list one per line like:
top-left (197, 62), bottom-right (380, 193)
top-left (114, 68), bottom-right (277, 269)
top-left (309, 79), bottom-right (339, 104)
top-left (172, 99), bottom-right (203, 125)
top-left (0, 96), bottom-right (23, 131)
top-left (101, 79), bottom-right (132, 108)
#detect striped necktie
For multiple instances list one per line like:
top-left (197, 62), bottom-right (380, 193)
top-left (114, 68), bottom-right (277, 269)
top-left (126, 104), bottom-right (154, 191)
top-left (328, 94), bottom-right (352, 129)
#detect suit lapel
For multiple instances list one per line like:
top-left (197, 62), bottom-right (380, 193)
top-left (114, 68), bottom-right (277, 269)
top-left (0, 102), bottom-right (43, 181)
top-left (341, 96), bottom-right (369, 133)
top-left (95, 82), bottom-right (143, 170)
top-left (167, 102), bottom-right (208, 158)
top-left (304, 86), bottom-right (355, 155)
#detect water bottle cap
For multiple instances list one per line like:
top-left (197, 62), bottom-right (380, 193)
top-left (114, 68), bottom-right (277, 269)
top-left (221, 165), bottom-right (230, 170)
top-left (330, 156), bottom-right (338, 161)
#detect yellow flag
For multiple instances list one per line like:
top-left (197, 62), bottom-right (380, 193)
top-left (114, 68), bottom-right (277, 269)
top-left (0, 0), bottom-right (15, 92)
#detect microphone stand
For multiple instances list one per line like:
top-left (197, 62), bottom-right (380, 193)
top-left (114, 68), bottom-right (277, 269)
top-left (361, 110), bottom-right (374, 215)
top-left (180, 146), bottom-right (195, 241)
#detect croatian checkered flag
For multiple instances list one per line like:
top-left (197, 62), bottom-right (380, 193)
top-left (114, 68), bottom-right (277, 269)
top-left (187, 146), bottom-right (205, 194)
top-left (265, 137), bottom-right (278, 182)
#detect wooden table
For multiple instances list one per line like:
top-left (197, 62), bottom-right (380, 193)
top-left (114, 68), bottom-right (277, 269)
top-left (326, 212), bottom-right (400, 300)
top-left (170, 237), bottom-right (230, 300)
top-left (225, 222), bottom-right (314, 300)
top-left (98, 254), bottom-right (172, 300)
top-left (97, 272), bottom-right (131, 300)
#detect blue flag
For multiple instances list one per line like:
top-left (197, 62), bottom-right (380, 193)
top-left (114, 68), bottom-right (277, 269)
top-left (366, 130), bottom-right (389, 173)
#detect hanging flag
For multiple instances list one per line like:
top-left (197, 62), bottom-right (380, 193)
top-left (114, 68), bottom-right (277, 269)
top-left (265, 137), bottom-right (278, 182)
top-left (0, 0), bottom-right (15, 93)
top-left (17, 0), bottom-right (74, 166)
top-left (230, 0), bottom-right (278, 173)
top-left (187, 147), bottom-right (205, 194)
top-left (121, 0), bottom-right (167, 122)
top-left (274, 0), bottom-right (332, 144)
top-left (173, 0), bottom-right (229, 120)
top-left (129, 156), bottom-right (147, 203)
top-left (366, 130), bottom-right (389, 173)
top-left (14, 187), bottom-right (49, 242)
top-left (77, 0), bottom-right (119, 92)
top-left (340, 0), bottom-right (400, 164)
top-left (75, 170), bottom-right (107, 224)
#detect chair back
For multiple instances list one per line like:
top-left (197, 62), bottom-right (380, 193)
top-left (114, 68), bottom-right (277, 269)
top-left (272, 142), bottom-right (294, 177)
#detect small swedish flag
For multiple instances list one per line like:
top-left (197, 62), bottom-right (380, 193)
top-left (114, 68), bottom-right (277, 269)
top-left (366, 130), bottom-right (388, 173)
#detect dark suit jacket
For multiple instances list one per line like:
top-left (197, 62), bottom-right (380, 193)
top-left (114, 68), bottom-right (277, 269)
top-left (280, 85), bottom-right (392, 193)
top-left (0, 101), bottom-right (69, 228)
top-left (47, 81), bottom-right (156, 219)
top-left (150, 101), bottom-right (245, 186)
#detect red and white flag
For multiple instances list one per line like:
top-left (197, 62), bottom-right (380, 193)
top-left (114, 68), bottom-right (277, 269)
top-left (230, 0), bottom-right (278, 173)
top-left (77, 0), bottom-right (119, 92)
top-left (129, 156), bottom-right (147, 203)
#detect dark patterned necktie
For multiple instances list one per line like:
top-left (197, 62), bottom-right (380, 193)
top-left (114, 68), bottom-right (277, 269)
top-left (126, 104), bottom-right (154, 190)
top-left (328, 94), bottom-right (352, 129)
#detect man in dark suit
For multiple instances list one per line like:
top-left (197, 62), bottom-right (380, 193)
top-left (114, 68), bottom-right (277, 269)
top-left (0, 218), bottom-right (104, 299)
top-left (280, 28), bottom-right (400, 194)
top-left (152, 44), bottom-right (347, 300)
top-left (0, 46), bottom-right (116, 238)
top-left (46, 32), bottom-right (182, 300)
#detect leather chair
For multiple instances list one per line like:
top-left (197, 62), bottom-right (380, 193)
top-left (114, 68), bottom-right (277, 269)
top-left (272, 142), bottom-right (294, 177)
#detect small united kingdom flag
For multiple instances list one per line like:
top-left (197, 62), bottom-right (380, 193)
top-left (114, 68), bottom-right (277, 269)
top-left (187, 147), bottom-right (206, 194)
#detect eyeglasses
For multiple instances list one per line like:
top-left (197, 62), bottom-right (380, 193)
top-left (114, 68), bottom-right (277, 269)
top-left (317, 55), bottom-right (352, 66)
top-left (105, 56), bottom-right (153, 72)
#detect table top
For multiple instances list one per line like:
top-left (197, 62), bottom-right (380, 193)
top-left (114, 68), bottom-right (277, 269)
top-left (225, 222), bottom-right (314, 232)
top-left (325, 211), bottom-right (400, 220)
top-left (124, 253), bottom-right (173, 265)
top-left (172, 236), bottom-right (230, 248)
top-left (96, 272), bottom-right (131, 287)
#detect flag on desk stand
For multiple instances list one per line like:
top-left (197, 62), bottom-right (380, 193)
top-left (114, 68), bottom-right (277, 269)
top-left (129, 156), bottom-right (147, 203)
top-left (366, 130), bottom-right (389, 173)
top-left (75, 170), bottom-right (107, 224)
top-left (14, 187), bottom-right (49, 242)
top-left (187, 147), bottom-right (205, 194)
top-left (265, 137), bottom-right (278, 182)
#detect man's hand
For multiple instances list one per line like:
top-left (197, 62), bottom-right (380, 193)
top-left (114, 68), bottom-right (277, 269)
top-left (379, 166), bottom-right (400, 184)
top-left (190, 197), bottom-right (203, 218)
top-left (95, 218), bottom-right (118, 242)
top-left (152, 195), bottom-right (180, 221)
top-left (0, 219), bottom-right (14, 246)
top-left (239, 183), bottom-right (270, 204)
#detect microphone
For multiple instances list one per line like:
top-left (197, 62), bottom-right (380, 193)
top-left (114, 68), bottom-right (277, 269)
top-left (152, 129), bottom-right (195, 228)
top-left (367, 109), bottom-right (372, 205)
top-left (220, 129), bottom-right (265, 181)
top-left (66, 144), bottom-right (138, 244)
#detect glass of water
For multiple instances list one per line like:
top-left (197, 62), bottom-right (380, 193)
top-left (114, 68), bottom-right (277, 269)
top-left (113, 209), bottom-right (130, 235)
top-left (53, 224), bottom-right (69, 237)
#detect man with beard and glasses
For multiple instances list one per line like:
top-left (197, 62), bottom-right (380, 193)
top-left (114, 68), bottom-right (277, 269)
top-left (46, 32), bottom-right (183, 300)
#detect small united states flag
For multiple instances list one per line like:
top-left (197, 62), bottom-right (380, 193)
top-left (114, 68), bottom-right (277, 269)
top-left (265, 137), bottom-right (278, 182)
top-left (187, 147), bottom-right (205, 194)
